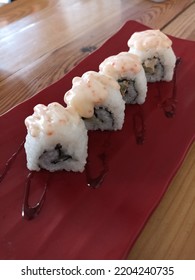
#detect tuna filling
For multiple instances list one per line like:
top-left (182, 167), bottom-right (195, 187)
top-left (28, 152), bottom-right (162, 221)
top-left (83, 106), bottom-right (114, 130)
top-left (118, 78), bottom-right (138, 104)
top-left (143, 56), bottom-right (164, 82)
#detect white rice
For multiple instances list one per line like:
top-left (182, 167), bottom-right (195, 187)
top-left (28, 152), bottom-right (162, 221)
top-left (24, 105), bottom-right (88, 172)
top-left (129, 47), bottom-right (176, 82)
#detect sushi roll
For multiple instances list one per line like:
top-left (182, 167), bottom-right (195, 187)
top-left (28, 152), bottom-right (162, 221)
top-left (128, 29), bottom-right (176, 82)
top-left (99, 52), bottom-right (147, 104)
top-left (24, 102), bottom-right (88, 172)
top-left (64, 71), bottom-right (125, 131)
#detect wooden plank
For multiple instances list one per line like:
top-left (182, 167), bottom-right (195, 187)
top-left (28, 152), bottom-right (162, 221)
top-left (0, 0), bottom-right (194, 114)
top-left (162, 2), bottom-right (195, 40)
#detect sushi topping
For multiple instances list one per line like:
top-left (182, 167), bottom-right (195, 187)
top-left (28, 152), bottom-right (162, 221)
top-left (118, 78), bottom-right (138, 104)
top-left (99, 52), bottom-right (142, 78)
top-left (39, 144), bottom-right (72, 168)
top-left (25, 103), bottom-right (80, 137)
top-left (64, 71), bottom-right (120, 118)
top-left (133, 112), bottom-right (145, 144)
top-left (128, 29), bottom-right (172, 51)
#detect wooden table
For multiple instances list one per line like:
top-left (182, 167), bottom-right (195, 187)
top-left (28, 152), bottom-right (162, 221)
top-left (0, 0), bottom-right (195, 259)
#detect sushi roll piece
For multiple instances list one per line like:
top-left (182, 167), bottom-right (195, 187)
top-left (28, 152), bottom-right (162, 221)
top-left (24, 102), bottom-right (88, 172)
top-left (99, 52), bottom-right (147, 104)
top-left (64, 71), bottom-right (125, 131)
top-left (128, 29), bottom-right (176, 82)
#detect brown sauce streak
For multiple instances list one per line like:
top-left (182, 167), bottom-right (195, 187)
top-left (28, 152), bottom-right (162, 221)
top-left (0, 141), bottom-right (24, 183)
top-left (160, 57), bottom-right (181, 118)
top-left (85, 132), bottom-right (111, 188)
top-left (22, 171), bottom-right (50, 220)
top-left (133, 111), bottom-right (145, 144)
top-left (85, 152), bottom-right (108, 189)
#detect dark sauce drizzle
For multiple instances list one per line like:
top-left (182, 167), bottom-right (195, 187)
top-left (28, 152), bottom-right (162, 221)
top-left (159, 57), bottom-right (181, 118)
top-left (22, 171), bottom-right (50, 220)
top-left (85, 152), bottom-right (109, 189)
top-left (85, 132), bottom-right (111, 188)
top-left (23, 131), bottom-right (110, 220)
top-left (133, 111), bottom-right (145, 145)
top-left (0, 141), bottom-right (24, 184)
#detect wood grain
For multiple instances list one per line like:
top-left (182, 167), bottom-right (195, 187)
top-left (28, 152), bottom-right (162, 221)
top-left (0, 0), bottom-right (194, 114)
top-left (162, 1), bottom-right (195, 39)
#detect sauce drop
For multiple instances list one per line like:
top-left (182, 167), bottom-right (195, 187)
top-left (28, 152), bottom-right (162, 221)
top-left (133, 111), bottom-right (145, 144)
top-left (86, 152), bottom-right (108, 188)
top-left (22, 172), bottom-right (50, 220)
top-left (0, 141), bottom-right (24, 184)
top-left (160, 57), bottom-right (181, 118)
top-left (85, 132), bottom-right (111, 188)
